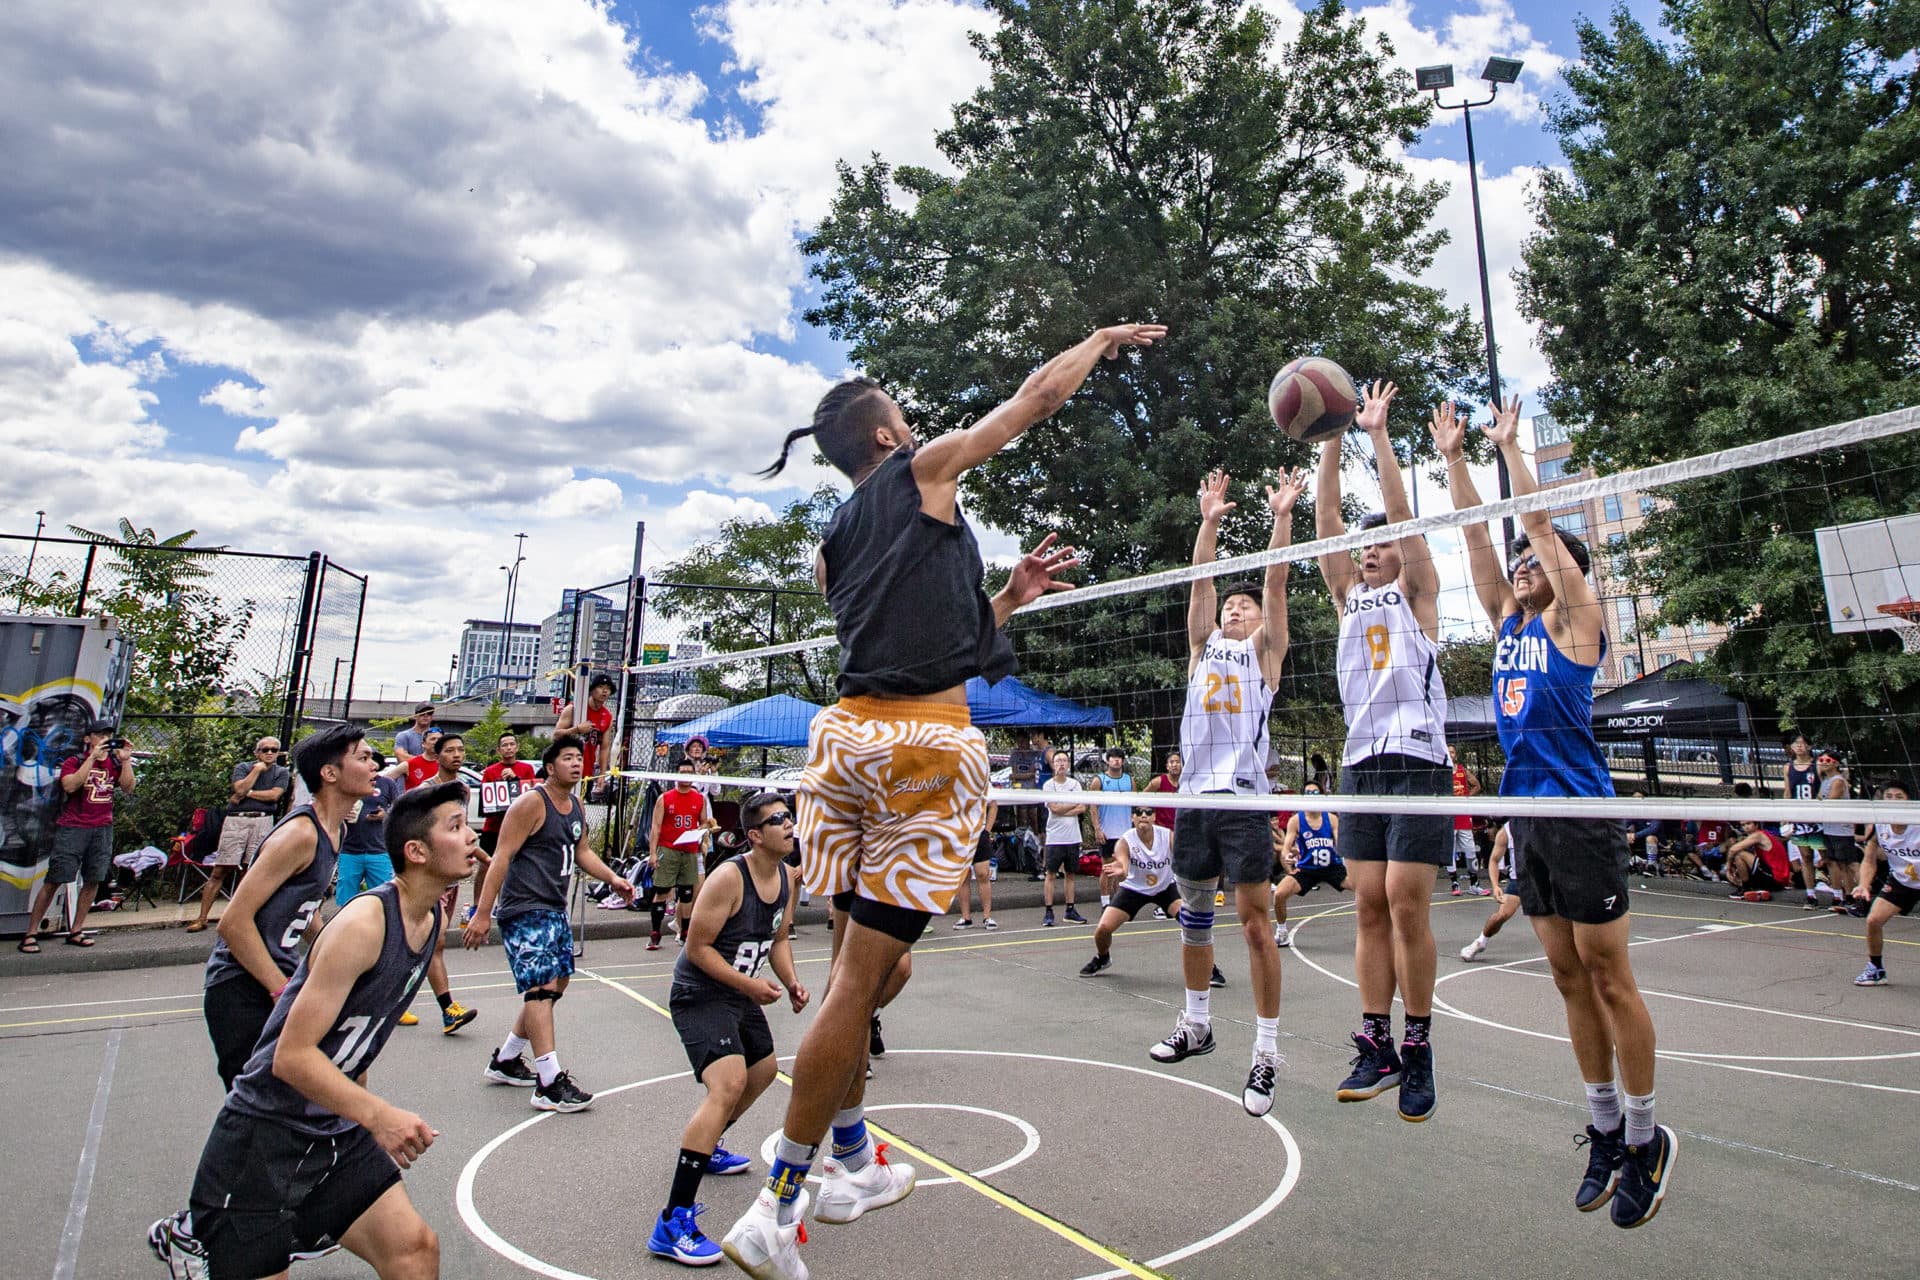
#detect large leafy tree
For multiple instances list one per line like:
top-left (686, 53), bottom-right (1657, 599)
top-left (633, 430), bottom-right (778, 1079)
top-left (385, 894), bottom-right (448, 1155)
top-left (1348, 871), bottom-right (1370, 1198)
top-left (1519, 0), bottom-right (1920, 770)
top-left (804, 0), bottom-right (1484, 741)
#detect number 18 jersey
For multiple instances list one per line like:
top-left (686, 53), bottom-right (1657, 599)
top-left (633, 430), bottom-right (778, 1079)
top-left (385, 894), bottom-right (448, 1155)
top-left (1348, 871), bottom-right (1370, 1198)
top-left (1337, 582), bottom-right (1448, 767)
top-left (1179, 630), bottom-right (1274, 795)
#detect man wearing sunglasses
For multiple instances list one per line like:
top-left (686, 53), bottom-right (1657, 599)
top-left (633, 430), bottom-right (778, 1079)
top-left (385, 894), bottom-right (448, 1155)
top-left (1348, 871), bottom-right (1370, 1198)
top-left (1435, 395), bottom-right (1674, 1229)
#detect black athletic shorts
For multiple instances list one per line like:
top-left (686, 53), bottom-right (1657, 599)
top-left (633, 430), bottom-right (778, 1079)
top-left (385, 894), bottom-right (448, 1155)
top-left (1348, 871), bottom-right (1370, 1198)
top-left (1510, 817), bottom-right (1630, 925)
top-left (1745, 860), bottom-right (1785, 892)
top-left (1284, 863), bottom-right (1349, 896)
top-left (1337, 754), bottom-right (1453, 866)
top-left (972, 831), bottom-right (994, 864)
top-left (1109, 884), bottom-right (1180, 919)
top-left (204, 975), bottom-right (277, 1092)
top-left (1878, 880), bottom-right (1920, 916)
top-left (670, 988), bottom-right (775, 1081)
top-left (1825, 834), bottom-right (1864, 864)
top-left (1172, 798), bottom-right (1272, 886)
top-left (190, 1108), bottom-right (399, 1280)
top-left (1044, 842), bottom-right (1081, 875)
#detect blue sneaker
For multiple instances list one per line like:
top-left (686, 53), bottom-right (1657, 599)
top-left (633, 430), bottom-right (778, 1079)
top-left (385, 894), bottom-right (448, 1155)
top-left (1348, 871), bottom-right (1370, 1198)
top-left (1335, 1033), bottom-right (1402, 1102)
top-left (707, 1145), bottom-right (751, 1176)
top-left (1575, 1124), bottom-right (1626, 1211)
top-left (648, 1204), bottom-right (723, 1266)
top-left (1396, 1041), bottom-right (1436, 1122)
top-left (1611, 1125), bottom-right (1678, 1228)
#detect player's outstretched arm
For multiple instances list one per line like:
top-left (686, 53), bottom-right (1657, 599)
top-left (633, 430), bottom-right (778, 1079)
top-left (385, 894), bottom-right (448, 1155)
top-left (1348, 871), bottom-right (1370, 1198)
top-left (1359, 381), bottom-right (1439, 624)
top-left (1314, 436), bottom-right (1357, 606)
top-left (1483, 396), bottom-right (1602, 652)
top-left (991, 533), bottom-right (1081, 626)
top-left (1188, 469), bottom-right (1234, 669)
top-left (1432, 400), bottom-right (1515, 630)
top-left (912, 325), bottom-right (1166, 494)
top-left (1258, 468), bottom-right (1306, 688)
top-left (273, 898), bottom-right (436, 1168)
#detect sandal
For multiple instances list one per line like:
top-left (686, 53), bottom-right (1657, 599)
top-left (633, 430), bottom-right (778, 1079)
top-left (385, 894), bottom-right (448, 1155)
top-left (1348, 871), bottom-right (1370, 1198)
top-left (184, 921), bottom-right (208, 933)
top-left (64, 931), bottom-right (96, 948)
top-left (16, 935), bottom-right (39, 953)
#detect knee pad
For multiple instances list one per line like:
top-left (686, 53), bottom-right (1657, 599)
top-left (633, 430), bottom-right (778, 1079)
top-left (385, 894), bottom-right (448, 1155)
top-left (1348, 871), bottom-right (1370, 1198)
top-left (524, 987), bottom-right (562, 1004)
top-left (676, 886), bottom-right (695, 904)
top-left (1176, 878), bottom-right (1217, 947)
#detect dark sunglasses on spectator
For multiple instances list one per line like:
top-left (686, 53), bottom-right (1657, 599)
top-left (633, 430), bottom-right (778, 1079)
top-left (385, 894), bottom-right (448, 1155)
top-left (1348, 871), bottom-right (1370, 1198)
top-left (753, 812), bottom-right (794, 829)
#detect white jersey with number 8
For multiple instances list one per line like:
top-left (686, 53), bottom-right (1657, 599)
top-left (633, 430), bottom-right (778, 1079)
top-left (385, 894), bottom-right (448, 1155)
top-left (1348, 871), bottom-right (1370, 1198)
top-left (1179, 630), bottom-right (1274, 795)
top-left (1336, 581), bottom-right (1448, 768)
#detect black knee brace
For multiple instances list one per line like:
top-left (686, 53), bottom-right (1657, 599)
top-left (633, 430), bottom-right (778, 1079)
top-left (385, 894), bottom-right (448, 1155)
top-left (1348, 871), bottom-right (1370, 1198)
top-left (524, 987), bottom-right (562, 1004)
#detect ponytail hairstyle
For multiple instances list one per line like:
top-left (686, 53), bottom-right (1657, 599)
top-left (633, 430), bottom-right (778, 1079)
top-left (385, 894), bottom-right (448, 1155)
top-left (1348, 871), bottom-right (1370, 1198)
top-left (760, 377), bottom-right (895, 480)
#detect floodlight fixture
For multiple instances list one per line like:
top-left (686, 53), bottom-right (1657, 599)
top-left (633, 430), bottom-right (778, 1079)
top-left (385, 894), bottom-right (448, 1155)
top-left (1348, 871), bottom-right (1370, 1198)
top-left (1415, 65), bottom-right (1455, 92)
top-left (1482, 56), bottom-right (1524, 84)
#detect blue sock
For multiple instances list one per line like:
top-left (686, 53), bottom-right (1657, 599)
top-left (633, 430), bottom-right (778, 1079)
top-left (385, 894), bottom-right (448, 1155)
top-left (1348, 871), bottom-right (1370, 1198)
top-left (766, 1134), bottom-right (815, 1225)
top-left (831, 1106), bottom-right (873, 1171)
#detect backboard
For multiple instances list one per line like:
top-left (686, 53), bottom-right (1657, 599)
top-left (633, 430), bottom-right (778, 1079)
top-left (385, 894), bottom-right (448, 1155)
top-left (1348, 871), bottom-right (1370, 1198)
top-left (1816, 512), bottom-right (1920, 633)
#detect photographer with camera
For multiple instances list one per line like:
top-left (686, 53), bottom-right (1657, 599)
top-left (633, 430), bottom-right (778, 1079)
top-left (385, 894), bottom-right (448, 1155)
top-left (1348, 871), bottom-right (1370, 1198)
top-left (17, 719), bottom-right (135, 953)
top-left (186, 736), bottom-right (291, 934)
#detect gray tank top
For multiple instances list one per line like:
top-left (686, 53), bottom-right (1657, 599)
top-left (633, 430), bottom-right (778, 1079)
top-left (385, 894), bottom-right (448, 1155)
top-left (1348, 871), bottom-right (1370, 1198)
top-left (227, 880), bottom-right (438, 1136)
top-left (204, 805), bottom-right (340, 991)
top-left (495, 787), bottom-right (583, 920)
top-left (671, 856), bottom-right (788, 1001)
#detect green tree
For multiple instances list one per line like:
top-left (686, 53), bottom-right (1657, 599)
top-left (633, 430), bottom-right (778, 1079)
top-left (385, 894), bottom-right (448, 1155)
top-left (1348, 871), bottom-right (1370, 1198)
top-left (462, 700), bottom-right (514, 763)
top-left (652, 488), bottom-right (839, 702)
top-left (1519, 0), bottom-right (1920, 769)
top-left (802, 0), bottom-right (1483, 743)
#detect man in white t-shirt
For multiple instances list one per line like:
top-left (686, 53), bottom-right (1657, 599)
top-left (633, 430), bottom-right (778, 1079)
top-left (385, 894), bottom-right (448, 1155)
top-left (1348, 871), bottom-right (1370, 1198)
top-left (1040, 750), bottom-right (1087, 927)
top-left (1081, 806), bottom-right (1178, 976)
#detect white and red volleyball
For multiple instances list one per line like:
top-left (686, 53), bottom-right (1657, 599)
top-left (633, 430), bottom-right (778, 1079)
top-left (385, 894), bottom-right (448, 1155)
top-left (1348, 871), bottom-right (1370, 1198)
top-left (1268, 356), bottom-right (1358, 443)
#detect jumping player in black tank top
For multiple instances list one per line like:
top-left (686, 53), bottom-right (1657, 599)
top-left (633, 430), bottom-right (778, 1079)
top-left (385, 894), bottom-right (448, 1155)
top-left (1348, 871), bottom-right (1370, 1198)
top-left (648, 791), bottom-right (808, 1265)
top-left (149, 781), bottom-right (476, 1280)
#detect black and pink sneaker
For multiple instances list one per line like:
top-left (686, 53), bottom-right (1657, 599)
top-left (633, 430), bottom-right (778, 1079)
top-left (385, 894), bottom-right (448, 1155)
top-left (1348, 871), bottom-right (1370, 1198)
top-left (1334, 1032), bottom-right (1403, 1101)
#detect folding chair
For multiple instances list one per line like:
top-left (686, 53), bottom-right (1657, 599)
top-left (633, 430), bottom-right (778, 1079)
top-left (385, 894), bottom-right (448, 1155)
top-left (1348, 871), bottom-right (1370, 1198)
top-left (172, 809), bottom-right (230, 905)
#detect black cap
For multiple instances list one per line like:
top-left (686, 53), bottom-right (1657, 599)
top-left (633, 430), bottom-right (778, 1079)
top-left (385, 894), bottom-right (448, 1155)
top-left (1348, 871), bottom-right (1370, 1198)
top-left (88, 718), bottom-right (116, 735)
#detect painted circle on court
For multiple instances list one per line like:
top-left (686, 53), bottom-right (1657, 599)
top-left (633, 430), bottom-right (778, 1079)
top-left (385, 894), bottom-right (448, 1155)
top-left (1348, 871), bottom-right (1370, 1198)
top-left (756, 1101), bottom-right (1040, 1188)
top-left (456, 1050), bottom-right (1302, 1280)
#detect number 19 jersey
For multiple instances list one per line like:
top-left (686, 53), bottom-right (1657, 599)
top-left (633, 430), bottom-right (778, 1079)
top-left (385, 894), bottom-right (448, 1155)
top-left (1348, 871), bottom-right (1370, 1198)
top-left (1180, 630), bottom-right (1274, 795)
top-left (1336, 582), bottom-right (1448, 767)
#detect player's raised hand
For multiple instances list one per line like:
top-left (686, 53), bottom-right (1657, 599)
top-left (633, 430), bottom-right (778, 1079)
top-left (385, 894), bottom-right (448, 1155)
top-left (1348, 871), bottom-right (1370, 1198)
top-left (1198, 469), bottom-right (1237, 523)
top-left (1356, 380), bottom-right (1398, 436)
top-left (1004, 532), bottom-right (1080, 608)
top-left (1265, 468), bottom-right (1308, 517)
top-left (1428, 401), bottom-right (1467, 461)
top-left (1097, 323), bottom-right (1168, 358)
top-left (1481, 395), bottom-right (1523, 449)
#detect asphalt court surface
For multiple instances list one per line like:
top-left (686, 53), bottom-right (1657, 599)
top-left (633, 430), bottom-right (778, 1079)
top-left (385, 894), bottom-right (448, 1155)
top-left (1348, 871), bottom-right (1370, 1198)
top-left (5, 886), bottom-right (1916, 1279)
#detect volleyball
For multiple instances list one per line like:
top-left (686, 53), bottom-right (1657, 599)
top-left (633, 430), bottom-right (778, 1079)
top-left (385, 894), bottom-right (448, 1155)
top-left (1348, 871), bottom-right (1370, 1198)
top-left (1269, 356), bottom-right (1358, 443)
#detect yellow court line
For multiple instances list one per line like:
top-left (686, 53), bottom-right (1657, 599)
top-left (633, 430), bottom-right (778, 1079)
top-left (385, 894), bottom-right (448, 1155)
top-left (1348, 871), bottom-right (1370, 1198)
top-left (581, 967), bottom-right (1168, 1280)
top-left (0, 1006), bottom-right (199, 1030)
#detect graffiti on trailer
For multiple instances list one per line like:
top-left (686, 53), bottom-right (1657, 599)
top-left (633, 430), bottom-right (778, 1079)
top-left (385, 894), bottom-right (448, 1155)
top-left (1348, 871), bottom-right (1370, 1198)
top-left (0, 688), bottom-right (103, 863)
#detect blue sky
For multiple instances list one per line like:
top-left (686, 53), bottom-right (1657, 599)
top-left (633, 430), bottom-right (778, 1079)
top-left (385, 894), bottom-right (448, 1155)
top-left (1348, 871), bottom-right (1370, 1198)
top-left (3, 0), bottom-right (1682, 687)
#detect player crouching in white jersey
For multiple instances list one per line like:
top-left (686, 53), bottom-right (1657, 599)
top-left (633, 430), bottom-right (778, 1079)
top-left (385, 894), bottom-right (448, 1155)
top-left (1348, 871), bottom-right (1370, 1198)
top-left (1147, 467), bottom-right (1303, 1121)
top-left (1854, 780), bottom-right (1919, 987)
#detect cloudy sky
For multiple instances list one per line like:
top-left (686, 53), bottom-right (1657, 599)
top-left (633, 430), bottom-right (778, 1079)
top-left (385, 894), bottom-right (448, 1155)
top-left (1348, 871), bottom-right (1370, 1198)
top-left (0, 0), bottom-right (1668, 698)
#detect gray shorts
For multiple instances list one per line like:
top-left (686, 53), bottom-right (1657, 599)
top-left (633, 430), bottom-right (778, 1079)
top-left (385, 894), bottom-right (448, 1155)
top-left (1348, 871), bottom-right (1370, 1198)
top-left (49, 825), bottom-right (114, 884)
top-left (1337, 754), bottom-right (1454, 866)
top-left (215, 813), bottom-right (274, 867)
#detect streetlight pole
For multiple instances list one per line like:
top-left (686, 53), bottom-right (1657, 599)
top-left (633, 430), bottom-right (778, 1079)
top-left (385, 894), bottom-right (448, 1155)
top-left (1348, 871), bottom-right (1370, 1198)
top-left (504, 532), bottom-right (527, 698)
top-left (1419, 57), bottom-right (1524, 553)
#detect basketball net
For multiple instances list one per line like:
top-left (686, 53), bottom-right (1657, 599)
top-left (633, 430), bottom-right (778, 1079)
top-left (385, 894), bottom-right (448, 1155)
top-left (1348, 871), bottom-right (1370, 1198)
top-left (1878, 599), bottom-right (1920, 655)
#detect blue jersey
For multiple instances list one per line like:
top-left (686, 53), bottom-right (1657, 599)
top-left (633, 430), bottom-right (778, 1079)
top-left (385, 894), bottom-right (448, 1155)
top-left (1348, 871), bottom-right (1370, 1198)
top-left (1296, 812), bottom-right (1340, 868)
top-left (1494, 612), bottom-right (1612, 798)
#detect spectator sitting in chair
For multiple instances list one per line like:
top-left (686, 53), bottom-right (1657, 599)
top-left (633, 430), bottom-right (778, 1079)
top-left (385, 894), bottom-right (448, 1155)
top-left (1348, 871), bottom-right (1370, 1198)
top-left (187, 736), bottom-right (290, 933)
top-left (18, 719), bottom-right (134, 952)
top-left (1725, 820), bottom-right (1792, 898)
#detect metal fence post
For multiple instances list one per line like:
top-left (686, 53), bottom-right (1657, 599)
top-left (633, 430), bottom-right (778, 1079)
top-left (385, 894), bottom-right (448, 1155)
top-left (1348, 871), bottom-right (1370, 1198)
top-left (280, 552), bottom-right (323, 746)
top-left (342, 568), bottom-right (367, 722)
top-left (72, 545), bottom-right (97, 616)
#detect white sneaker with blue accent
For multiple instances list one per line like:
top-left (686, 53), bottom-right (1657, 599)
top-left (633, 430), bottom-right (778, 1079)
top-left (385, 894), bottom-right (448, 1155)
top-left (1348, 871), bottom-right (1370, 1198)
top-left (721, 1187), bottom-right (809, 1280)
top-left (814, 1143), bottom-right (916, 1224)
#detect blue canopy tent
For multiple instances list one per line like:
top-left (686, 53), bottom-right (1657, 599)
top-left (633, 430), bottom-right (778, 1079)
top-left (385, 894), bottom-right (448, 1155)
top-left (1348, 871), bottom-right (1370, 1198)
top-left (964, 675), bottom-right (1114, 727)
top-left (656, 693), bottom-right (824, 748)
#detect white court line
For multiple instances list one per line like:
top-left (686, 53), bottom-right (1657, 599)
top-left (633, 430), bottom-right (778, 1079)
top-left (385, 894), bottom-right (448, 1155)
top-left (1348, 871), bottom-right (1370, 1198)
top-left (1287, 913), bottom-right (1920, 1096)
top-left (53, 1026), bottom-right (122, 1280)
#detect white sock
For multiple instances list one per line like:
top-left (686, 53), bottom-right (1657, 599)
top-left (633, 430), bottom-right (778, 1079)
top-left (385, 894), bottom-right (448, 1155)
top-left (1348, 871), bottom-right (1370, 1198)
top-left (534, 1052), bottom-right (560, 1087)
top-left (1254, 1016), bottom-right (1278, 1055)
top-left (1184, 987), bottom-right (1210, 1026)
top-left (500, 1032), bottom-right (529, 1061)
top-left (1623, 1090), bottom-right (1656, 1147)
top-left (1100, 894), bottom-right (1110, 907)
top-left (1584, 1079), bottom-right (1622, 1133)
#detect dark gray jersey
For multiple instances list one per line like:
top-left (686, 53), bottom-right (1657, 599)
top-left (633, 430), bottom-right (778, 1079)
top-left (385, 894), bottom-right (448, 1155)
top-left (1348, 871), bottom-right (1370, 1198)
top-left (204, 806), bottom-right (340, 991)
top-left (495, 787), bottom-right (583, 920)
top-left (226, 880), bottom-right (438, 1137)
top-left (671, 856), bottom-right (788, 1001)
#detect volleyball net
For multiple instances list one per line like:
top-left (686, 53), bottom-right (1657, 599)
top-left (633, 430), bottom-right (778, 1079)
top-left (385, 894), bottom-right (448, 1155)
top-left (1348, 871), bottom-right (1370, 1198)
top-left (613, 405), bottom-right (1920, 831)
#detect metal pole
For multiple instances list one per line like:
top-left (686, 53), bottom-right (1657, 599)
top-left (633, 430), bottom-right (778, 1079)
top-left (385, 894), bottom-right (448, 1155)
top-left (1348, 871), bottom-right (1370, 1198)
top-left (73, 545), bottom-right (97, 616)
top-left (280, 552), bottom-right (324, 749)
top-left (19, 510), bottom-right (45, 608)
top-left (1459, 98), bottom-right (1515, 554)
top-left (342, 573), bottom-right (366, 722)
top-left (610, 521), bottom-right (646, 863)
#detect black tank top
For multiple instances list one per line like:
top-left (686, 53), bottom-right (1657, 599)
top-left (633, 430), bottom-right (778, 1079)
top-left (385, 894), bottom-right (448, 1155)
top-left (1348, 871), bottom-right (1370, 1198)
top-left (823, 452), bottom-right (1015, 697)
top-left (495, 788), bottom-right (583, 920)
top-left (671, 856), bottom-right (788, 1001)
top-left (227, 880), bottom-right (438, 1136)
top-left (204, 805), bottom-right (339, 991)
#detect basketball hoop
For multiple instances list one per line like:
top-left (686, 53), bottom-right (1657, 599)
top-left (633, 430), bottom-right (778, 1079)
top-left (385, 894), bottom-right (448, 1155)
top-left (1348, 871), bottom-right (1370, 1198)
top-left (1878, 598), bottom-right (1920, 654)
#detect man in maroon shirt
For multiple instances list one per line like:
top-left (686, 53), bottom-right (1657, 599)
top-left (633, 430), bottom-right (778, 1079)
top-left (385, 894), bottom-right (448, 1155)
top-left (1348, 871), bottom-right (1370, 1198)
top-left (19, 719), bottom-right (135, 952)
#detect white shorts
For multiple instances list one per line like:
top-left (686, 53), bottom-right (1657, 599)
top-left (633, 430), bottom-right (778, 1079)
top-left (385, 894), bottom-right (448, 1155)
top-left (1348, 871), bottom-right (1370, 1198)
top-left (213, 813), bottom-right (273, 868)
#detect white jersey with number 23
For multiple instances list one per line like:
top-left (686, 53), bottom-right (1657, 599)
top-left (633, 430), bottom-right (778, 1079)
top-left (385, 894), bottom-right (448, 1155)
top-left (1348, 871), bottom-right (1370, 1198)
top-left (1180, 629), bottom-right (1274, 796)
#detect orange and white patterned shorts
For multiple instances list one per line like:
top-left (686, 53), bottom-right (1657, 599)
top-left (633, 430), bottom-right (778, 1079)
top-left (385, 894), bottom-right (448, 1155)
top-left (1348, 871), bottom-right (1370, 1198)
top-left (797, 697), bottom-right (990, 916)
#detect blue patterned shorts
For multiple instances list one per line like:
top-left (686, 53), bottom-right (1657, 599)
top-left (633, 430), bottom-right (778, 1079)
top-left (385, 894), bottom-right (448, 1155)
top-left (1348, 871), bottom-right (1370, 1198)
top-left (499, 909), bottom-right (574, 993)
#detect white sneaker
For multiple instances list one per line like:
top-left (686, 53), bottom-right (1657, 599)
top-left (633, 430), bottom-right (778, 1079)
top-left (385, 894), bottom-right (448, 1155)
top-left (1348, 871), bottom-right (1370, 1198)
top-left (1460, 935), bottom-right (1487, 962)
top-left (1272, 922), bottom-right (1290, 948)
top-left (1243, 1048), bottom-right (1281, 1117)
top-left (982, 918), bottom-right (998, 931)
top-left (721, 1187), bottom-right (809, 1280)
top-left (814, 1144), bottom-right (916, 1224)
top-left (1152, 906), bottom-right (1169, 920)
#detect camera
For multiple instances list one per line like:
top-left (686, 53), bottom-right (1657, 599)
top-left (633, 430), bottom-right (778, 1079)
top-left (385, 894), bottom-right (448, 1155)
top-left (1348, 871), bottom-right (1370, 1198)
top-left (107, 738), bottom-right (128, 752)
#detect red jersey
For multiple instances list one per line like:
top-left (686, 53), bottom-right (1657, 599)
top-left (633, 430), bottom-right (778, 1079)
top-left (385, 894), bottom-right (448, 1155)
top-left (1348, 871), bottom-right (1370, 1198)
top-left (1754, 830), bottom-right (1792, 883)
top-left (480, 760), bottom-right (537, 833)
top-left (1695, 821), bottom-right (1727, 847)
top-left (58, 755), bottom-right (118, 828)
top-left (1451, 764), bottom-right (1476, 831)
top-left (656, 786), bottom-right (707, 850)
top-left (406, 756), bottom-right (447, 791)
top-left (1145, 774), bottom-right (1179, 830)
top-left (564, 702), bottom-right (615, 777)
